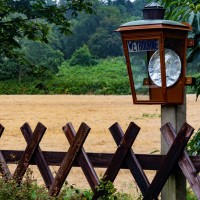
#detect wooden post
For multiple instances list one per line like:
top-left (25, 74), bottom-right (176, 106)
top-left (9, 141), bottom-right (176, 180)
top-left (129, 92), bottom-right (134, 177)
top-left (161, 95), bottom-right (186, 200)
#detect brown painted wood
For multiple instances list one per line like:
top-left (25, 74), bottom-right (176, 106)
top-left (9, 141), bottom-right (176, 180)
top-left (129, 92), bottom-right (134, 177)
top-left (63, 122), bottom-right (99, 192)
top-left (3, 149), bottom-right (200, 172)
top-left (143, 122), bottom-right (194, 200)
top-left (161, 122), bottom-right (200, 199)
top-left (21, 123), bottom-right (53, 189)
top-left (49, 122), bottom-right (90, 196)
top-left (13, 122), bottom-right (46, 184)
top-left (103, 122), bottom-right (140, 182)
top-left (109, 122), bottom-right (150, 196)
top-left (92, 122), bottom-right (140, 200)
top-left (3, 149), bottom-right (200, 171)
top-left (0, 150), bottom-right (164, 169)
top-left (0, 124), bottom-right (12, 180)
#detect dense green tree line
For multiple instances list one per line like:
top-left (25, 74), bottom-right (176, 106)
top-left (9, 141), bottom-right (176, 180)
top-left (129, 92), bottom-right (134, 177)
top-left (0, 0), bottom-right (147, 83)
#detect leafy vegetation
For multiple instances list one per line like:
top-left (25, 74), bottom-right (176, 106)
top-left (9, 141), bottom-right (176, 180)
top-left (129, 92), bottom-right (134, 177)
top-left (0, 169), bottom-right (134, 200)
top-left (187, 188), bottom-right (198, 200)
top-left (193, 73), bottom-right (200, 100)
top-left (69, 44), bottom-right (98, 66)
top-left (0, 57), bottom-right (130, 95)
top-left (187, 128), bottom-right (200, 156)
top-left (0, 168), bottom-right (196, 199)
top-left (95, 179), bottom-right (133, 200)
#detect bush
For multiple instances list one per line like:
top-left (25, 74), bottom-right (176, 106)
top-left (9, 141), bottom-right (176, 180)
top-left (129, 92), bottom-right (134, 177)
top-left (187, 128), bottom-right (200, 156)
top-left (0, 169), bottom-right (49, 200)
top-left (0, 169), bottom-right (134, 200)
top-left (69, 44), bottom-right (97, 66)
top-left (187, 188), bottom-right (198, 200)
top-left (54, 57), bottom-right (130, 95)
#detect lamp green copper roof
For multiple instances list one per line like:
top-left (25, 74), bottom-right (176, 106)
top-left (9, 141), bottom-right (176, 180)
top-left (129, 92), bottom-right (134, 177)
top-left (144, 2), bottom-right (164, 8)
top-left (120, 20), bottom-right (188, 28)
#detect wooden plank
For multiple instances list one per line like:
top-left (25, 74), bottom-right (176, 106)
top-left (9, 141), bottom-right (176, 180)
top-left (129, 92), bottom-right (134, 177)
top-left (143, 122), bottom-right (194, 200)
top-left (0, 150), bottom-right (171, 170)
top-left (109, 122), bottom-right (150, 196)
top-left (13, 122), bottom-right (46, 184)
top-left (3, 150), bottom-right (200, 172)
top-left (103, 122), bottom-right (140, 182)
top-left (92, 122), bottom-right (140, 200)
top-left (161, 122), bottom-right (200, 199)
top-left (21, 122), bottom-right (53, 189)
top-left (0, 124), bottom-right (12, 180)
top-left (63, 122), bottom-right (99, 192)
top-left (49, 122), bottom-right (90, 197)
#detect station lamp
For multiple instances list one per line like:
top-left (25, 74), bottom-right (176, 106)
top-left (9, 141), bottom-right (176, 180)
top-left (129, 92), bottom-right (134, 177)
top-left (116, 2), bottom-right (194, 104)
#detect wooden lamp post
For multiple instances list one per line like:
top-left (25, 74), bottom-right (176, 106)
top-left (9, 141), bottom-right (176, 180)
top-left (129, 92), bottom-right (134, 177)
top-left (116, 2), bottom-right (193, 105)
top-left (117, 2), bottom-right (194, 200)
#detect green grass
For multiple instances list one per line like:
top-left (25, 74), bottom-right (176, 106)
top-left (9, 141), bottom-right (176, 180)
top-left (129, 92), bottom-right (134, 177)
top-left (142, 113), bottom-right (160, 118)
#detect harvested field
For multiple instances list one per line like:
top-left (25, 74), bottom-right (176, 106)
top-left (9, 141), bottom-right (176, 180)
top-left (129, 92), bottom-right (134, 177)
top-left (0, 94), bottom-right (199, 196)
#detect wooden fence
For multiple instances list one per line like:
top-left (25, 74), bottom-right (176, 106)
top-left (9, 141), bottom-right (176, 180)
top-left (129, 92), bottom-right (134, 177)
top-left (0, 121), bottom-right (200, 199)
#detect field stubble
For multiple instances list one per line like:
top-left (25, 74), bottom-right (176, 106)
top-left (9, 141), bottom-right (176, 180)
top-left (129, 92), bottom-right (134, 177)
top-left (0, 94), bottom-right (199, 196)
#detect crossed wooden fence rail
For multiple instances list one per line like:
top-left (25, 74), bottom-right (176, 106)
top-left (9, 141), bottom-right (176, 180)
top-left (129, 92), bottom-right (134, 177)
top-left (0, 121), bottom-right (200, 199)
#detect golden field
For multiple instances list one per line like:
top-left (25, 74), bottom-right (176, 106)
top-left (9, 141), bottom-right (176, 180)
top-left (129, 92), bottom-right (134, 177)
top-left (0, 94), bottom-right (199, 195)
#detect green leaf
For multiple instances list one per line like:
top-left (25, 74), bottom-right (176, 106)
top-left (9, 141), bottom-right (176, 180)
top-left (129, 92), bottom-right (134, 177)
top-left (187, 46), bottom-right (200, 62)
top-left (196, 85), bottom-right (200, 100)
top-left (172, 7), bottom-right (187, 21)
top-left (188, 11), bottom-right (195, 25)
top-left (197, 12), bottom-right (200, 32)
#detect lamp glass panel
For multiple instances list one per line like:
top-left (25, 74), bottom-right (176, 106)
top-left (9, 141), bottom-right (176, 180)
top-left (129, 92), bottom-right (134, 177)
top-left (148, 49), bottom-right (181, 87)
top-left (127, 39), bottom-right (160, 101)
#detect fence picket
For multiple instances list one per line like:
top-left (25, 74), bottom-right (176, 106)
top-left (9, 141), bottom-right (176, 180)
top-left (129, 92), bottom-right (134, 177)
top-left (109, 122), bottom-right (151, 197)
top-left (21, 122), bottom-right (53, 189)
top-left (143, 122), bottom-right (194, 200)
top-left (0, 124), bottom-right (12, 180)
top-left (49, 122), bottom-right (90, 196)
top-left (161, 122), bottom-right (200, 199)
top-left (63, 122), bottom-right (99, 191)
top-left (13, 122), bottom-right (46, 184)
top-left (92, 122), bottom-right (140, 199)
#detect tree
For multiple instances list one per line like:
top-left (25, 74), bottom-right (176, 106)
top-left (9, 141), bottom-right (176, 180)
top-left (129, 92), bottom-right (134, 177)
top-left (0, 0), bottom-right (93, 59)
top-left (23, 40), bottom-right (64, 76)
top-left (69, 44), bottom-right (97, 66)
top-left (88, 6), bottom-right (123, 58)
top-left (0, 40), bottom-right (64, 81)
top-left (0, 52), bottom-right (27, 82)
top-left (50, 11), bottom-right (100, 59)
top-left (49, 0), bottom-right (147, 60)
top-left (156, 0), bottom-right (200, 98)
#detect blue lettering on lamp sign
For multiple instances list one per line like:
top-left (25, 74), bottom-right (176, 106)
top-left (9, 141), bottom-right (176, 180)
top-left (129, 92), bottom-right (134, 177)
top-left (127, 40), bottom-right (159, 52)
